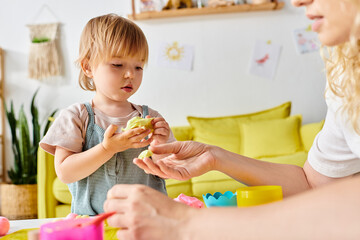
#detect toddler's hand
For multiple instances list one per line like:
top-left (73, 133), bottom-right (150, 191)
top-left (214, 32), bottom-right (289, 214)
top-left (102, 124), bottom-right (152, 154)
top-left (148, 116), bottom-right (171, 144)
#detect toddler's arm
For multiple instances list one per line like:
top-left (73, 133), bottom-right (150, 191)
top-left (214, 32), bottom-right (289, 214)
top-left (55, 125), bottom-right (152, 183)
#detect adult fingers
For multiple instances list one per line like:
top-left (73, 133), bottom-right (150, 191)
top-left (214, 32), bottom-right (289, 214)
top-left (116, 229), bottom-right (152, 240)
top-left (143, 157), bottom-right (168, 177)
top-left (116, 229), bottom-right (130, 240)
top-left (149, 141), bottom-right (182, 155)
top-left (143, 157), bottom-right (169, 178)
top-left (105, 212), bottom-right (128, 229)
top-left (133, 158), bottom-right (168, 178)
top-left (104, 200), bottom-right (130, 229)
top-left (104, 198), bottom-right (127, 213)
top-left (133, 158), bottom-right (152, 174)
top-left (157, 161), bottom-right (186, 180)
top-left (107, 184), bottom-right (142, 199)
top-left (150, 139), bottom-right (159, 145)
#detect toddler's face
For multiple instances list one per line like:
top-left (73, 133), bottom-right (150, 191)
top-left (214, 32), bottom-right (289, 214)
top-left (91, 56), bottom-right (145, 102)
top-left (292, 0), bottom-right (358, 46)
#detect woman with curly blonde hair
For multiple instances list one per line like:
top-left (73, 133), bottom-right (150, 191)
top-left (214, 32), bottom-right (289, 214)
top-left (324, 2), bottom-right (360, 135)
top-left (104, 0), bottom-right (360, 239)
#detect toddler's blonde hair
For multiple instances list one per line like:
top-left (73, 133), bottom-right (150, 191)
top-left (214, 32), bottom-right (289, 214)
top-left (322, 0), bottom-right (360, 134)
top-left (76, 14), bottom-right (149, 91)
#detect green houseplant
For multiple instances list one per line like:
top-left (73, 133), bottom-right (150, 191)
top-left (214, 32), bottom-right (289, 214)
top-left (0, 89), bottom-right (57, 219)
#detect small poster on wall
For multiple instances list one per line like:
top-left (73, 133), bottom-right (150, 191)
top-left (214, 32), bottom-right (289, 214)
top-left (157, 41), bottom-right (194, 71)
top-left (249, 40), bottom-right (282, 80)
top-left (293, 26), bottom-right (320, 54)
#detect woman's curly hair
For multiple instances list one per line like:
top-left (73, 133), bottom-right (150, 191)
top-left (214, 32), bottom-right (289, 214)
top-left (322, 0), bottom-right (360, 134)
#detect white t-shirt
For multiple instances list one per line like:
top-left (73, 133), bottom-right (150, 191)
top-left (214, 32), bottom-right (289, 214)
top-left (308, 92), bottom-right (360, 178)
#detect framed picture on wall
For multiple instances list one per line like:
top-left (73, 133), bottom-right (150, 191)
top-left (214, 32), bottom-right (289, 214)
top-left (157, 41), bottom-right (195, 71)
top-left (293, 26), bottom-right (320, 54)
top-left (249, 40), bottom-right (282, 80)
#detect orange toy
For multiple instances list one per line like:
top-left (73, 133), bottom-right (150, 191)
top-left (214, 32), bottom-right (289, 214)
top-left (0, 216), bottom-right (10, 236)
top-left (163, 0), bottom-right (192, 9)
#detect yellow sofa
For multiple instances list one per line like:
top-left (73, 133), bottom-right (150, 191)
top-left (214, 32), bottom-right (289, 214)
top-left (38, 102), bottom-right (324, 218)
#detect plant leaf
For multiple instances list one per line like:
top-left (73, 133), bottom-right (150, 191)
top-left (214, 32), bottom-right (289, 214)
top-left (5, 101), bottom-right (22, 180)
top-left (18, 105), bottom-right (31, 182)
top-left (5, 88), bottom-right (56, 184)
top-left (31, 88), bottom-right (40, 173)
top-left (43, 109), bottom-right (58, 136)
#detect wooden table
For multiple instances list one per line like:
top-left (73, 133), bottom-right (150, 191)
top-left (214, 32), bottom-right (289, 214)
top-left (7, 218), bottom-right (56, 235)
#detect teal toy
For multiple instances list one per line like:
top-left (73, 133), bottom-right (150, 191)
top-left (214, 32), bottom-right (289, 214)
top-left (202, 191), bottom-right (237, 207)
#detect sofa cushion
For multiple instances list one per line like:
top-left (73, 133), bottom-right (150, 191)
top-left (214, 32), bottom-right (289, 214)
top-left (52, 177), bottom-right (72, 204)
top-left (187, 102), bottom-right (291, 155)
top-left (55, 204), bottom-right (71, 218)
top-left (259, 151), bottom-right (308, 167)
top-left (191, 171), bottom-right (246, 200)
top-left (300, 120), bottom-right (325, 152)
top-left (240, 115), bottom-right (303, 159)
top-left (165, 179), bottom-right (192, 199)
top-left (171, 126), bottom-right (193, 141)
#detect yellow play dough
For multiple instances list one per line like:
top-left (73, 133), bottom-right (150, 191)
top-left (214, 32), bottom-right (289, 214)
top-left (122, 117), bottom-right (154, 132)
top-left (138, 149), bottom-right (153, 159)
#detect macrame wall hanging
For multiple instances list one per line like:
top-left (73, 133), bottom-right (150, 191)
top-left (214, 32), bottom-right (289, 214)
top-left (27, 22), bottom-right (61, 80)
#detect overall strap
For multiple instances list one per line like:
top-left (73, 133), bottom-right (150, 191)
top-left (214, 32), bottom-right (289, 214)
top-left (142, 105), bottom-right (149, 118)
top-left (142, 105), bottom-right (150, 140)
top-left (84, 102), bottom-right (95, 125)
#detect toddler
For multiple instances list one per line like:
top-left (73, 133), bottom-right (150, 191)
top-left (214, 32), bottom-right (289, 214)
top-left (40, 14), bottom-right (176, 215)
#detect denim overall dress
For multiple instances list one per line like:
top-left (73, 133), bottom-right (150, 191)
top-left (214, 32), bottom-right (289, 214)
top-left (67, 103), bottom-right (167, 215)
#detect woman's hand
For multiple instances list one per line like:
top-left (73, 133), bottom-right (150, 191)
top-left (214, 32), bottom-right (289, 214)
top-left (133, 141), bottom-right (217, 180)
top-left (104, 184), bottom-right (194, 240)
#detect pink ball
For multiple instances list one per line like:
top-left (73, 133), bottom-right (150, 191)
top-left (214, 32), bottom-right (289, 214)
top-left (0, 217), bottom-right (10, 236)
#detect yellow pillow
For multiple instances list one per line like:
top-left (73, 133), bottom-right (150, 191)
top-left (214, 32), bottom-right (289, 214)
top-left (165, 179), bottom-right (193, 199)
top-left (240, 115), bottom-right (303, 159)
top-left (187, 102), bottom-right (291, 154)
top-left (52, 177), bottom-right (72, 204)
top-left (55, 204), bottom-right (71, 218)
top-left (191, 171), bottom-right (246, 200)
top-left (170, 126), bottom-right (193, 141)
top-left (300, 120), bottom-right (325, 152)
